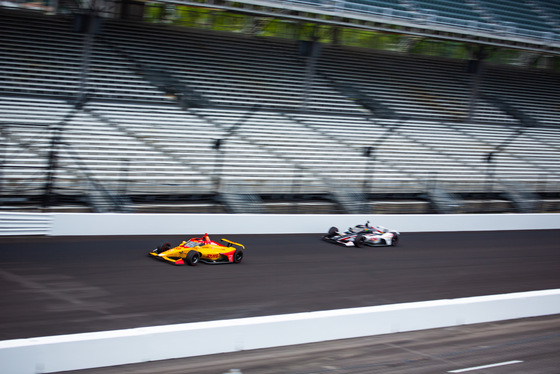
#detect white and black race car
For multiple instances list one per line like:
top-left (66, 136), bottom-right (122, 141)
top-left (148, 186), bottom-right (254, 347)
top-left (322, 221), bottom-right (400, 247)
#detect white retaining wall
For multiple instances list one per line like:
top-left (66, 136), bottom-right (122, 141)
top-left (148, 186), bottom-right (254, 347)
top-left (1, 212), bottom-right (559, 236)
top-left (1, 289), bottom-right (560, 374)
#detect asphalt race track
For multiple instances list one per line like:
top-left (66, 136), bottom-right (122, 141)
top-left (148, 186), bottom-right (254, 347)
top-left (1, 230), bottom-right (559, 342)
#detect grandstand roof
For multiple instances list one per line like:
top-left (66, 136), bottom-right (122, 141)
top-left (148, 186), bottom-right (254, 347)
top-left (153, 0), bottom-right (560, 54)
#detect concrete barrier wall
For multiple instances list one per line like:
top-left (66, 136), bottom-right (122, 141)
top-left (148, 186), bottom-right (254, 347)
top-left (49, 212), bottom-right (560, 236)
top-left (1, 289), bottom-right (559, 374)
top-left (1, 212), bottom-right (559, 236)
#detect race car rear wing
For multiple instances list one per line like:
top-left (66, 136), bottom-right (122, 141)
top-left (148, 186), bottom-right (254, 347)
top-left (221, 238), bottom-right (245, 249)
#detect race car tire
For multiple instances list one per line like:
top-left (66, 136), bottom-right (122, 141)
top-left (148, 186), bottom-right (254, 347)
top-left (233, 248), bottom-right (244, 264)
top-left (391, 234), bottom-right (399, 246)
top-left (354, 234), bottom-right (366, 248)
top-left (156, 242), bottom-right (171, 254)
top-left (185, 250), bottom-right (200, 266)
top-left (327, 227), bottom-right (338, 238)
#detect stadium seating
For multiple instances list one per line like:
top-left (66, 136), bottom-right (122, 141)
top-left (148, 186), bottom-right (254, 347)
top-left (410, 0), bottom-right (490, 29)
top-left (477, 0), bottom-right (555, 37)
top-left (533, 0), bottom-right (560, 29)
top-left (343, 0), bottom-right (414, 19)
top-left (0, 7), bottom-right (558, 213)
top-left (277, 0), bottom-right (555, 37)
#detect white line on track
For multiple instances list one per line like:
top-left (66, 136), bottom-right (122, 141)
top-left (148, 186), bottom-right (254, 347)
top-left (448, 360), bottom-right (523, 373)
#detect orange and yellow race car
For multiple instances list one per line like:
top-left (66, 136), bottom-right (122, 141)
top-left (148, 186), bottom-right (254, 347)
top-left (148, 233), bottom-right (244, 266)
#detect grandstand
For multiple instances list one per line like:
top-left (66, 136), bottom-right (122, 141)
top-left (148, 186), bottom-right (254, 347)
top-left (0, 0), bottom-right (559, 214)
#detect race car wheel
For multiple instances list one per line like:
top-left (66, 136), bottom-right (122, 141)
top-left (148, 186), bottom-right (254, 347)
top-left (354, 234), bottom-right (366, 248)
top-left (185, 250), bottom-right (200, 266)
top-left (156, 242), bottom-right (171, 254)
top-left (327, 227), bottom-right (338, 238)
top-left (391, 234), bottom-right (399, 246)
top-left (233, 248), bottom-right (244, 264)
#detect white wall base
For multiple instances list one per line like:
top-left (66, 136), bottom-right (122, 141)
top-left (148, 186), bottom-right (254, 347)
top-left (1, 289), bottom-right (559, 374)
top-left (48, 212), bottom-right (560, 236)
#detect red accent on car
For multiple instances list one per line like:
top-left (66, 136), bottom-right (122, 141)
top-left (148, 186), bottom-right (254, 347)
top-left (175, 259), bottom-right (185, 265)
top-left (221, 250), bottom-right (236, 262)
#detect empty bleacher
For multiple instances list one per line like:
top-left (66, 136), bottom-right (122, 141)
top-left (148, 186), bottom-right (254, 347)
top-left (99, 20), bottom-right (366, 113)
top-left (277, 0), bottom-right (556, 40)
top-left (411, 0), bottom-right (491, 29)
top-left (0, 10), bottom-right (165, 102)
top-left (0, 6), bottom-right (559, 213)
top-left (477, 0), bottom-right (555, 37)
